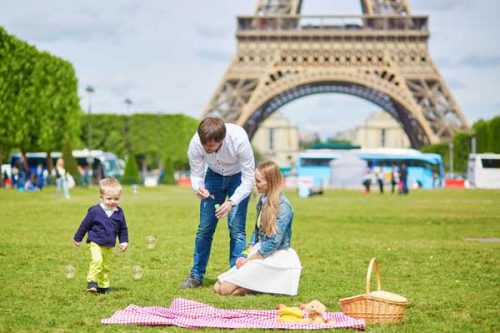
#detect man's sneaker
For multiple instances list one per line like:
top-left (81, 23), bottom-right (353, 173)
top-left (97, 287), bottom-right (111, 294)
top-left (178, 276), bottom-right (202, 289)
top-left (86, 282), bottom-right (98, 293)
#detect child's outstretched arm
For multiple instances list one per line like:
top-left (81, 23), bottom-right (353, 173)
top-left (73, 208), bottom-right (95, 245)
top-left (118, 214), bottom-right (129, 252)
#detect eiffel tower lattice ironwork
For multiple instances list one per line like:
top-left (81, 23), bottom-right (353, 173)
top-left (202, 0), bottom-right (468, 148)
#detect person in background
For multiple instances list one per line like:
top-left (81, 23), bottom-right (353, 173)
top-left (55, 158), bottom-right (70, 199)
top-left (11, 165), bottom-right (19, 189)
top-left (375, 166), bottom-right (385, 194)
top-left (390, 163), bottom-right (399, 194)
top-left (36, 164), bottom-right (45, 190)
top-left (399, 163), bottom-right (409, 195)
top-left (362, 167), bottom-right (373, 195)
top-left (79, 165), bottom-right (90, 187)
top-left (3, 171), bottom-right (12, 188)
top-left (25, 174), bottom-right (39, 192)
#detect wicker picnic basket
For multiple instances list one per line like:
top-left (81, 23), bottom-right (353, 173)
top-left (339, 257), bottom-right (408, 324)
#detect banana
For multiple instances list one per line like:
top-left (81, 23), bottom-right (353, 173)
top-left (278, 314), bottom-right (303, 322)
top-left (277, 307), bottom-right (304, 318)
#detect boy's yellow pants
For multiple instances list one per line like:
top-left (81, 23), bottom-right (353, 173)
top-left (87, 242), bottom-right (113, 288)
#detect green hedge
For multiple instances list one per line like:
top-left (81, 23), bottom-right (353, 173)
top-left (79, 113), bottom-right (197, 170)
top-left (488, 116), bottom-right (500, 153)
top-left (421, 142), bottom-right (450, 170)
top-left (472, 119), bottom-right (489, 153)
top-left (421, 115), bottom-right (500, 173)
top-left (452, 131), bottom-right (472, 173)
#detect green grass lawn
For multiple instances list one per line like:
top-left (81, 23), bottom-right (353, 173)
top-left (0, 186), bottom-right (499, 332)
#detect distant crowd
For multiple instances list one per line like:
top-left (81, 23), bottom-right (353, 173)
top-left (3, 154), bottom-right (84, 199)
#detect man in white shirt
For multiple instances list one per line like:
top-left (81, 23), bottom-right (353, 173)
top-left (179, 117), bottom-right (255, 289)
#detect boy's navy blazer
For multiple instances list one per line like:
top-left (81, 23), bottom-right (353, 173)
top-left (74, 204), bottom-right (128, 247)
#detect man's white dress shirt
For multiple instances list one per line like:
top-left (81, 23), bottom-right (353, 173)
top-left (187, 123), bottom-right (255, 205)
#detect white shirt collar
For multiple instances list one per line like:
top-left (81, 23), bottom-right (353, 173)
top-left (99, 203), bottom-right (118, 217)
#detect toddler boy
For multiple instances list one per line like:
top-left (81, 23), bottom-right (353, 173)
top-left (74, 177), bottom-right (129, 293)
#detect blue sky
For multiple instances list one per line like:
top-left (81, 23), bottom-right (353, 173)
top-left (1, 0), bottom-right (499, 139)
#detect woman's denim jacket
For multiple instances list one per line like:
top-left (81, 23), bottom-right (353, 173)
top-left (248, 193), bottom-right (294, 258)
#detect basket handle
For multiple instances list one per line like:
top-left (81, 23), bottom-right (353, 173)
top-left (365, 257), bottom-right (381, 294)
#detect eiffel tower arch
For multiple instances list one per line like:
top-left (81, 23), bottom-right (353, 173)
top-left (203, 0), bottom-right (469, 148)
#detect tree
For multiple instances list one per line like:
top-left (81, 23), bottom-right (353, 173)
top-left (0, 28), bottom-right (80, 174)
top-left (452, 132), bottom-right (472, 174)
top-left (62, 140), bottom-right (80, 185)
top-left (79, 113), bottom-right (197, 169)
top-left (472, 119), bottom-right (489, 153)
top-left (79, 114), bottom-right (127, 158)
top-left (161, 157), bottom-right (176, 185)
top-left (252, 145), bottom-right (264, 164)
top-left (488, 116), bottom-right (500, 153)
top-left (121, 155), bottom-right (140, 185)
top-left (420, 142), bottom-right (450, 171)
top-left (0, 28), bottom-right (37, 164)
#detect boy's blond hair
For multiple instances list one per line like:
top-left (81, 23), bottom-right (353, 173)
top-left (99, 177), bottom-right (122, 195)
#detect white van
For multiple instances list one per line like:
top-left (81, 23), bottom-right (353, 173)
top-left (467, 153), bottom-right (500, 189)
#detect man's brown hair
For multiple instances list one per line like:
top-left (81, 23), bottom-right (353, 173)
top-left (197, 117), bottom-right (226, 144)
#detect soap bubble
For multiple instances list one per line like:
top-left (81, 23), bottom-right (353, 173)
top-left (132, 184), bottom-right (139, 194)
top-left (64, 265), bottom-right (76, 279)
top-left (132, 265), bottom-right (143, 280)
top-left (145, 236), bottom-right (156, 250)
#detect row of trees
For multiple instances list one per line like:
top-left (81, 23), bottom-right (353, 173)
top-left (79, 113), bottom-right (198, 184)
top-left (421, 115), bottom-right (500, 174)
top-left (0, 27), bottom-right (80, 168)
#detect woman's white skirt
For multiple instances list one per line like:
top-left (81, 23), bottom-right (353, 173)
top-left (217, 243), bottom-right (301, 296)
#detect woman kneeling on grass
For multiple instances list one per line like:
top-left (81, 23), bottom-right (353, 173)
top-left (214, 161), bottom-right (301, 296)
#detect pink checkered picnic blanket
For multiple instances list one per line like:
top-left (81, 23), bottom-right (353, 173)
top-left (102, 297), bottom-right (366, 330)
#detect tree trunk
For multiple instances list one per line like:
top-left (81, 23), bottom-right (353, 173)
top-left (47, 151), bottom-right (53, 172)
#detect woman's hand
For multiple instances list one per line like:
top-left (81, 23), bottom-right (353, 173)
top-left (248, 252), bottom-right (264, 261)
top-left (236, 257), bottom-right (247, 269)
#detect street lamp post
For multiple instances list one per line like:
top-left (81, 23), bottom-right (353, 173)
top-left (124, 98), bottom-right (133, 154)
top-left (85, 85), bottom-right (95, 185)
top-left (85, 85), bottom-right (95, 151)
top-left (124, 98), bottom-right (132, 114)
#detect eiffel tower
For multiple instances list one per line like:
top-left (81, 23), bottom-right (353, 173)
top-left (202, 0), bottom-right (468, 148)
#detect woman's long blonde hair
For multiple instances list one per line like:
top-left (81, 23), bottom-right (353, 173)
top-left (258, 161), bottom-right (283, 236)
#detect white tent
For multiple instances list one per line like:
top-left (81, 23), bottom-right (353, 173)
top-left (330, 153), bottom-right (368, 188)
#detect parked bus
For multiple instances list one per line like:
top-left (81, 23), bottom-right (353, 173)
top-left (9, 150), bottom-right (122, 182)
top-left (467, 153), bottom-right (500, 189)
top-left (296, 148), bottom-right (444, 189)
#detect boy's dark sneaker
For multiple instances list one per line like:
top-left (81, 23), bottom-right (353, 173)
top-left (86, 282), bottom-right (98, 293)
top-left (178, 276), bottom-right (202, 289)
top-left (97, 287), bottom-right (111, 294)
